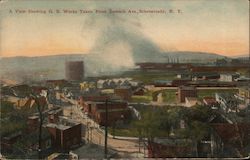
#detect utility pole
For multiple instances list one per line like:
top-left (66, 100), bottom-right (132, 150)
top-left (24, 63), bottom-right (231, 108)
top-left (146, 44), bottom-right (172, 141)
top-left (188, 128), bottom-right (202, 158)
top-left (31, 95), bottom-right (45, 159)
top-left (104, 99), bottom-right (108, 159)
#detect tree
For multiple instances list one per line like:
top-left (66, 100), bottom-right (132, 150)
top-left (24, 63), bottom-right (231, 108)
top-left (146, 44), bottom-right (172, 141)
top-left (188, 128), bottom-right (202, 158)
top-left (0, 101), bottom-right (27, 136)
top-left (30, 94), bottom-right (47, 159)
top-left (179, 120), bottom-right (210, 157)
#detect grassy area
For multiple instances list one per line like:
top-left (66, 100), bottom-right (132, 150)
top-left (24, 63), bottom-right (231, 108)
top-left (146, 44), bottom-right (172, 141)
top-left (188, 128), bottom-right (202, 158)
top-left (101, 89), bottom-right (114, 94)
top-left (131, 95), bottom-right (152, 103)
top-left (197, 89), bottom-right (238, 99)
top-left (110, 127), bottom-right (139, 137)
top-left (131, 89), bottom-right (155, 103)
top-left (161, 89), bottom-right (177, 103)
top-left (155, 88), bottom-right (238, 103)
top-left (110, 127), bottom-right (170, 137)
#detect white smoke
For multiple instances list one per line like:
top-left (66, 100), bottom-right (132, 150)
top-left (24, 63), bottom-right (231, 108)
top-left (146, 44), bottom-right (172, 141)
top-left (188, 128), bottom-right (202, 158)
top-left (81, 12), bottom-right (166, 76)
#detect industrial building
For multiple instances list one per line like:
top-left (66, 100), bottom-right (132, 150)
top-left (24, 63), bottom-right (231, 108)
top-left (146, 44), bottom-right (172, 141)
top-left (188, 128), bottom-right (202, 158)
top-left (65, 61), bottom-right (84, 81)
top-left (178, 86), bottom-right (197, 103)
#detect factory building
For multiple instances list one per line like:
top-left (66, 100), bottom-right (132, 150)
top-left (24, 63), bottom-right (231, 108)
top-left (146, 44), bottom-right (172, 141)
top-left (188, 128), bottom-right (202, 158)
top-left (65, 61), bottom-right (84, 81)
top-left (178, 86), bottom-right (197, 103)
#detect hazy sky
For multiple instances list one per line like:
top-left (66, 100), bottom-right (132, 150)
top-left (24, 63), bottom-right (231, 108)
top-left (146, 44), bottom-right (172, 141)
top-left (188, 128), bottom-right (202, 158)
top-left (0, 0), bottom-right (249, 57)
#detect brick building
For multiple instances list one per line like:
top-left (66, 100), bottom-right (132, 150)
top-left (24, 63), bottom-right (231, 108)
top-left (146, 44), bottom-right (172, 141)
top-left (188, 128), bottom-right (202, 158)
top-left (27, 115), bottom-right (39, 132)
top-left (178, 86), bottom-right (197, 103)
top-left (148, 138), bottom-right (194, 158)
top-left (47, 108), bottom-right (63, 123)
top-left (93, 108), bottom-right (131, 126)
top-left (46, 117), bottom-right (82, 151)
top-left (114, 86), bottom-right (132, 101)
top-left (87, 101), bottom-right (131, 126)
top-left (171, 79), bottom-right (191, 87)
top-left (78, 95), bottom-right (109, 115)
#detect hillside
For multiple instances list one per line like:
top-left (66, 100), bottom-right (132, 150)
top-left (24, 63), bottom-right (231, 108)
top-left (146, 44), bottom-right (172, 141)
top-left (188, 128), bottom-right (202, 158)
top-left (0, 51), bottom-right (226, 82)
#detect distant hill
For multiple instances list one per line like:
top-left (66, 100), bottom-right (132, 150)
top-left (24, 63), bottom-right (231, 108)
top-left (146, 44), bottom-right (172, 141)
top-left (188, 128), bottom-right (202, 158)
top-left (0, 51), bottom-right (226, 82)
top-left (231, 54), bottom-right (249, 59)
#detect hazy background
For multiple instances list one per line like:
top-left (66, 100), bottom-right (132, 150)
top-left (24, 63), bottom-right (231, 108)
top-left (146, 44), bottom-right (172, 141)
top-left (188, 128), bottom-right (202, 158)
top-left (0, 0), bottom-right (249, 81)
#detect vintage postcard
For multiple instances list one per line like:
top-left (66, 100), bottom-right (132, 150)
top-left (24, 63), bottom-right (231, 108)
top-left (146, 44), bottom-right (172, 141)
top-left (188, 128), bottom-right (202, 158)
top-left (0, 0), bottom-right (249, 159)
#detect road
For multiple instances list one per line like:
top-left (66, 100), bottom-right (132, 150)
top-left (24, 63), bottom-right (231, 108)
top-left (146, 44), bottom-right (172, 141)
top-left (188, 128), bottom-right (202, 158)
top-left (145, 85), bottom-right (238, 92)
top-left (62, 99), bottom-right (146, 158)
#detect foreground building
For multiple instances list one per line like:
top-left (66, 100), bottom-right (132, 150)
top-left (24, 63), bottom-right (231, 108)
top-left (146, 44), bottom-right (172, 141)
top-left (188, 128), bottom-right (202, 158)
top-left (46, 117), bottom-right (83, 151)
top-left (148, 138), bottom-right (194, 158)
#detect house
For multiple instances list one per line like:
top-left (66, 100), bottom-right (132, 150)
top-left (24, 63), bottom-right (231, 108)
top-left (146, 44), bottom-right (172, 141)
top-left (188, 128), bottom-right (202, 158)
top-left (62, 83), bottom-right (81, 100)
top-left (215, 93), bottom-right (239, 113)
top-left (78, 95), bottom-right (109, 114)
top-left (237, 87), bottom-right (250, 104)
top-left (9, 84), bottom-right (32, 98)
top-left (6, 96), bottom-right (33, 109)
top-left (133, 87), bottom-right (146, 96)
top-left (185, 97), bottom-right (198, 107)
top-left (177, 73), bottom-right (190, 79)
top-left (46, 117), bottom-right (82, 151)
top-left (191, 72), bottom-right (220, 81)
top-left (153, 80), bottom-right (172, 87)
top-left (178, 86), bottom-right (197, 103)
top-left (45, 79), bottom-right (69, 87)
top-left (107, 80), bottom-right (117, 88)
top-left (211, 123), bottom-right (250, 157)
top-left (86, 101), bottom-right (131, 126)
top-left (148, 138), bottom-right (194, 158)
top-left (5, 95), bottom-right (47, 109)
top-left (219, 73), bottom-right (240, 82)
top-left (80, 81), bottom-right (96, 91)
top-left (96, 80), bottom-right (105, 89)
top-left (203, 97), bottom-right (219, 109)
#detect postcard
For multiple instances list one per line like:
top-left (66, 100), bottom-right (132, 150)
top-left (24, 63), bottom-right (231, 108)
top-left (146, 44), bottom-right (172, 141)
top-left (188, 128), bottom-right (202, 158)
top-left (0, 0), bottom-right (249, 159)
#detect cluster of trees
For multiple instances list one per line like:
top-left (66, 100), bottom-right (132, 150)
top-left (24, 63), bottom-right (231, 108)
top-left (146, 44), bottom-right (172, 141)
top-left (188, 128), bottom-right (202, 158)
top-left (133, 105), bottom-right (213, 156)
top-left (1, 99), bottom-right (46, 158)
top-left (0, 101), bottom-right (30, 136)
top-left (134, 105), bottom-right (212, 138)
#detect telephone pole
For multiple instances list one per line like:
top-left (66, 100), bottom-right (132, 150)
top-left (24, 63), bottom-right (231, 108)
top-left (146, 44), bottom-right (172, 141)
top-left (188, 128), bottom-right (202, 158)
top-left (104, 99), bottom-right (108, 158)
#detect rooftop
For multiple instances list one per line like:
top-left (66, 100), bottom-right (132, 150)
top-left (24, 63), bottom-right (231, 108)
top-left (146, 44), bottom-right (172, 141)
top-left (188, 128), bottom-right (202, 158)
top-left (115, 86), bottom-right (131, 89)
top-left (179, 86), bottom-right (196, 90)
top-left (97, 108), bottom-right (130, 113)
top-left (46, 116), bottom-right (80, 130)
top-left (203, 97), bottom-right (217, 105)
top-left (46, 123), bottom-right (71, 130)
top-left (153, 138), bottom-right (193, 146)
top-left (28, 115), bottom-right (39, 119)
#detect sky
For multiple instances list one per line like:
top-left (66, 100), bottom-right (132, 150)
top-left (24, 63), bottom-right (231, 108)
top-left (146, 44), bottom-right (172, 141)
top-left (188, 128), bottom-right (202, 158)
top-left (0, 0), bottom-right (249, 57)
